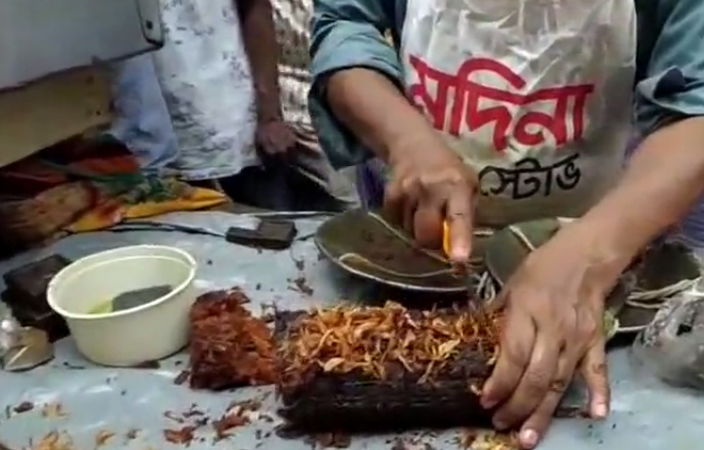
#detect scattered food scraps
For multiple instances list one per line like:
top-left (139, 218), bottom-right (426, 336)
top-left (31, 431), bottom-right (73, 450)
top-left (40, 403), bottom-right (67, 419)
top-left (13, 401), bottom-right (34, 414)
top-left (163, 426), bottom-right (196, 445)
top-left (174, 370), bottom-right (190, 385)
top-left (292, 277), bottom-right (314, 296)
top-left (164, 411), bottom-right (185, 423)
top-left (294, 259), bottom-right (305, 271)
top-left (94, 430), bottom-right (115, 448)
top-left (183, 405), bottom-right (206, 418)
top-left (305, 432), bottom-right (352, 449)
top-left (212, 412), bottom-right (249, 440)
top-left (125, 429), bottom-right (139, 441)
top-left (390, 438), bottom-right (408, 450)
top-left (458, 430), bottom-right (519, 450)
top-left (212, 398), bottom-right (265, 440)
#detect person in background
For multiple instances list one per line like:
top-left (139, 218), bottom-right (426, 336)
top-left (267, 0), bottom-right (359, 210)
top-left (152, 0), bottom-right (355, 211)
top-left (108, 53), bottom-right (178, 173)
top-left (309, 0), bottom-right (704, 447)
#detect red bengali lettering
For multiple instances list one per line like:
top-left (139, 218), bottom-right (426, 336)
top-left (407, 55), bottom-right (594, 151)
top-left (407, 55), bottom-right (456, 130)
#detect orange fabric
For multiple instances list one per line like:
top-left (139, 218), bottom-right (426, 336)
top-left (0, 142), bottom-right (227, 235)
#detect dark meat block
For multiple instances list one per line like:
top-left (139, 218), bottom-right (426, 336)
top-left (2, 255), bottom-right (72, 341)
top-left (275, 304), bottom-right (500, 431)
top-left (189, 289), bottom-right (276, 390)
top-left (3, 255), bottom-right (71, 311)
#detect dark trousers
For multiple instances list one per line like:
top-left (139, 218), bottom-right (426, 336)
top-left (220, 163), bottom-right (344, 212)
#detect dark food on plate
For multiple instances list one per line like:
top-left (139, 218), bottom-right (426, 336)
top-left (189, 289), bottom-right (276, 390)
top-left (275, 302), bottom-right (502, 431)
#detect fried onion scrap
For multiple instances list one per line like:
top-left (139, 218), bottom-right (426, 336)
top-left (281, 302), bottom-right (501, 384)
top-left (189, 289), bottom-right (276, 389)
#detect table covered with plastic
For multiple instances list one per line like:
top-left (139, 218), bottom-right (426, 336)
top-left (0, 212), bottom-right (701, 450)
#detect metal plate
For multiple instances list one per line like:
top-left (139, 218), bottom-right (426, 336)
top-left (315, 210), bottom-right (466, 292)
top-left (0, 212), bottom-right (703, 450)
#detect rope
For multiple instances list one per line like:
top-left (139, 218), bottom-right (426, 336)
top-left (337, 253), bottom-right (455, 279)
top-left (367, 211), bottom-right (490, 267)
top-left (347, 212), bottom-right (704, 311)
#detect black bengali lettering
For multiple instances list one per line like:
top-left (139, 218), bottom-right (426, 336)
top-left (478, 154), bottom-right (582, 200)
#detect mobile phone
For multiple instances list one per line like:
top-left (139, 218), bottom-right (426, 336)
top-left (225, 220), bottom-right (297, 250)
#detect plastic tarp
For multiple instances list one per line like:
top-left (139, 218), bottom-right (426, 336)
top-left (0, 212), bottom-right (701, 449)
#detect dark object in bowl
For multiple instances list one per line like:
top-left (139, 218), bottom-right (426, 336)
top-left (274, 308), bottom-right (497, 432)
top-left (2, 255), bottom-right (71, 341)
top-left (111, 285), bottom-right (173, 312)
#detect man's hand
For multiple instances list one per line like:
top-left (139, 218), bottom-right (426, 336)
top-left (384, 139), bottom-right (477, 263)
top-left (481, 224), bottom-right (618, 449)
top-left (256, 120), bottom-right (298, 160)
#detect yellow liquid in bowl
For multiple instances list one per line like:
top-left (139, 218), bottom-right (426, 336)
top-left (87, 299), bottom-right (113, 315)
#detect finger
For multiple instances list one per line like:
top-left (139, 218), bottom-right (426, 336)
top-left (579, 338), bottom-right (610, 419)
top-left (516, 353), bottom-right (577, 449)
top-left (413, 195), bottom-right (444, 249)
top-left (402, 181), bottom-right (421, 235)
top-left (403, 200), bottom-right (418, 235)
top-left (492, 332), bottom-right (561, 430)
top-left (482, 306), bottom-right (535, 410)
top-left (445, 185), bottom-right (474, 263)
top-left (383, 179), bottom-right (404, 226)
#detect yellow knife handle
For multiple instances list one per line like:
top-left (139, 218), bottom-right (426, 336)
top-left (442, 220), bottom-right (451, 258)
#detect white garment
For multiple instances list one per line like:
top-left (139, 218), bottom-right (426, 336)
top-left (400, 0), bottom-right (636, 226)
top-left (152, 0), bottom-right (257, 180)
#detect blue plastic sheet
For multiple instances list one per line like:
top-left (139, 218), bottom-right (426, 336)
top-left (0, 212), bottom-right (702, 450)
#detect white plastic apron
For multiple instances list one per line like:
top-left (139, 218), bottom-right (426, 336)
top-left (400, 0), bottom-right (636, 226)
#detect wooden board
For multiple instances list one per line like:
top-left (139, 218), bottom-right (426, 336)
top-left (0, 66), bottom-right (113, 168)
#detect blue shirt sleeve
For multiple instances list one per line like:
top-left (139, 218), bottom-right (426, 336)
top-left (309, 0), bottom-right (403, 168)
top-left (635, 0), bottom-right (704, 135)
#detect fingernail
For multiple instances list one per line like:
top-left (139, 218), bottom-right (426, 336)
top-left (451, 246), bottom-right (469, 262)
top-left (481, 397), bottom-right (497, 409)
top-left (520, 429), bottom-right (539, 449)
top-left (592, 402), bottom-right (608, 419)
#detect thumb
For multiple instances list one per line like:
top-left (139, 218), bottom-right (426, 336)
top-left (579, 339), bottom-right (610, 420)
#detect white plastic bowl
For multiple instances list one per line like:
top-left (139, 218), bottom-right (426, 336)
top-left (47, 245), bottom-right (198, 366)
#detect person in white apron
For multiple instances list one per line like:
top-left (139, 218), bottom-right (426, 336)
top-left (309, 0), bottom-right (704, 447)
